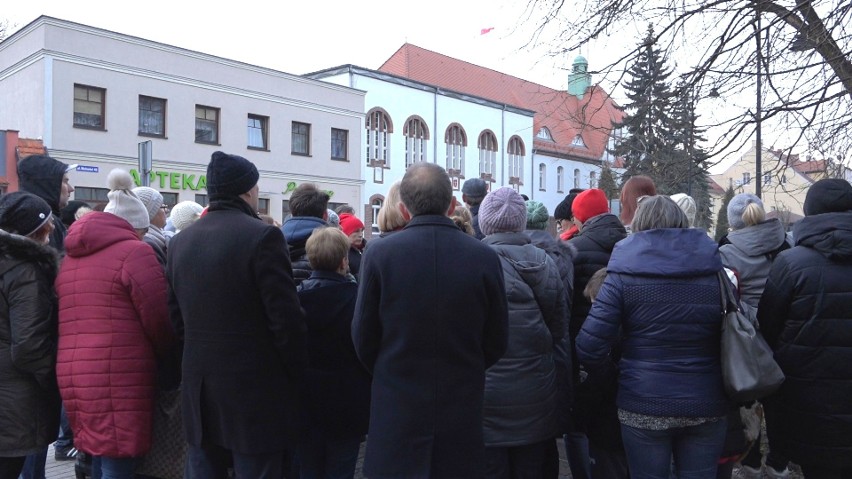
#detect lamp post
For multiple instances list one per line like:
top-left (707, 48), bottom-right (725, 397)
top-left (755, 0), bottom-right (764, 199)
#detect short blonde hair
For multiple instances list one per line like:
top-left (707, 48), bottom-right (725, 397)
top-left (377, 181), bottom-right (408, 232)
top-left (306, 227), bottom-right (350, 272)
top-left (451, 205), bottom-right (475, 236)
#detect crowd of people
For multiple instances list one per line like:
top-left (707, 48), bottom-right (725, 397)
top-left (0, 152), bottom-right (850, 479)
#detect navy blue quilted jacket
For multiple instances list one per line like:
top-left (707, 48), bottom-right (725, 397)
top-left (576, 228), bottom-right (729, 419)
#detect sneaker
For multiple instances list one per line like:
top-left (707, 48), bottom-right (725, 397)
top-left (740, 464), bottom-right (762, 479)
top-left (765, 465), bottom-right (791, 478)
top-left (54, 445), bottom-right (78, 461)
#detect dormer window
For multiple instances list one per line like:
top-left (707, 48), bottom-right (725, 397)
top-left (571, 134), bottom-right (587, 148)
top-left (536, 127), bottom-right (554, 141)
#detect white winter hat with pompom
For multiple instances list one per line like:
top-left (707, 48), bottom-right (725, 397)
top-left (104, 169), bottom-right (150, 229)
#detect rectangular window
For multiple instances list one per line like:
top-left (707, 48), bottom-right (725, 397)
top-left (248, 114), bottom-right (269, 150)
top-left (139, 96), bottom-right (166, 137)
top-left (292, 122), bottom-right (311, 156)
top-left (74, 84), bottom-right (106, 129)
top-left (161, 193), bottom-right (179, 210)
top-left (194, 194), bottom-right (208, 207)
top-left (258, 198), bottom-right (270, 215)
top-left (282, 200), bottom-right (291, 220)
top-left (195, 105), bottom-right (220, 144)
top-left (331, 128), bottom-right (348, 160)
top-left (763, 172), bottom-right (772, 185)
top-left (75, 187), bottom-right (109, 209)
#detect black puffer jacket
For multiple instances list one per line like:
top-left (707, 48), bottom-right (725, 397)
top-left (568, 213), bottom-right (627, 339)
top-left (758, 212), bottom-right (852, 469)
top-left (482, 232), bottom-right (567, 446)
top-left (0, 232), bottom-right (61, 456)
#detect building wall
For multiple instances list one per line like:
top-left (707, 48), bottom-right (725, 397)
top-left (1, 17), bottom-right (365, 222)
top-left (316, 70), bottom-right (535, 232)
top-left (532, 152), bottom-right (602, 212)
top-left (711, 144), bottom-right (812, 227)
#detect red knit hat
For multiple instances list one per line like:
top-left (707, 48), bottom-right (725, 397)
top-left (571, 189), bottom-right (609, 223)
top-left (339, 213), bottom-right (365, 236)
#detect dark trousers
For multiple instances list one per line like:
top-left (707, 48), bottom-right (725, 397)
top-left (186, 443), bottom-right (283, 479)
top-left (621, 419), bottom-right (727, 479)
top-left (0, 457), bottom-right (26, 479)
top-left (297, 429), bottom-right (361, 479)
top-left (55, 405), bottom-right (74, 449)
top-left (17, 449), bottom-right (46, 479)
top-left (564, 432), bottom-right (592, 479)
top-left (589, 443), bottom-right (629, 479)
top-left (485, 438), bottom-right (559, 479)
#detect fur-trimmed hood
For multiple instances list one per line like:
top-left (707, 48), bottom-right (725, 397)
top-left (0, 231), bottom-right (59, 282)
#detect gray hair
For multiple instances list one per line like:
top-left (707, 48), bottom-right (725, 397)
top-left (631, 195), bottom-right (690, 232)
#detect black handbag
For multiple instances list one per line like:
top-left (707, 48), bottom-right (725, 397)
top-left (718, 272), bottom-right (785, 402)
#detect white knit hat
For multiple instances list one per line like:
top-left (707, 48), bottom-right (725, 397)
top-left (670, 193), bottom-right (697, 228)
top-left (170, 201), bottom-right (204, 232)
top-left (104, 169), bottom-right (150, 229)
top-left (133, 186), bottom-right (164, 221)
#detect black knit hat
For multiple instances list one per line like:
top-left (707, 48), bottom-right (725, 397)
top-left (206, 151), bottom-right (259, 198)
top-left (804, 178), bottom-right (852, 216)
top-left (554, 189), bottom-right (585, 220)
top-left (0, 192), bottom-right (53, 236)
top-left (60, 200), bottom-right (91, 227)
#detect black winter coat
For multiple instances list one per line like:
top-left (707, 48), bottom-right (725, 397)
top-left (352, 214), bottom-right (508, 479)
top-left (167, 198), bottom-right (306, 454)
top-left (0, 232), bottom-right (61, 457)
top-left (758, 212), bottom-right (852, 469)
top-left (297, 271), bottom-right (370, 440)
top-left (483, 233), bottom-right (567, 446)
top-left (526, 229), bottom-right (575, 433)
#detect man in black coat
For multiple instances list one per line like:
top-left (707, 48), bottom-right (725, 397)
top-left (758, 178), bottom-right (852, 478)
top-left (352, 163), bottom-right (509, 478)
top-left (168, 151), bottom-right (306, 479)
top-left (462, 177), bottom-right (488, 240)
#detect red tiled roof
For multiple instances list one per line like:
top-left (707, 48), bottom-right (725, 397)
top-left (16, 138), bottom-right (47, 160)
top-left (378, 44), bottom-right (623, 163)
top-left (791, 160), bottom-right (825, 174)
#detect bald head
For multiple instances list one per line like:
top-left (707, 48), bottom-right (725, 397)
top-left (400, 163), bottom-right (453, 217)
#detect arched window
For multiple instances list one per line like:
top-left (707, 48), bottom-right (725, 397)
top-left (445, 124), bottom-right (467, 174)
top-left (574, 169), bottom-right (581, 189)
top-left (557, 166), bottom-right (565, 193)
top-left (539, 164), bottom-right (547, 191)
top-left (366, 108), bottom-right (392, 166)
top-left (478, 130), bottom-right (498, 179)
top-left (590, 171), bottom-right (597, 188)
top-left (404, 116), bottom-right (429, 167)
top-left (508, 136), bottom-right (525, 187)
top-left (370, 196), bottom-right (384, 232)
top-left (536, 127), bottom-right (554, 141)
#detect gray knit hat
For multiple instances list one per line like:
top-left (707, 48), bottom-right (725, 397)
top-left (525, 200), bottom-right (549, 230)
top-left (728, 193), bottom-right (763, 230)
top-left (132, 186), bottom-right (164, 221)
top-left (326, 209), bottom-right (340, 227)
top-left (478, 187), bottom-right (527, 236)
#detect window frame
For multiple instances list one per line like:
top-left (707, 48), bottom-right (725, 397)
top-left (138, 95), bottom-right (166, 138)
top-left (507, 136), bottom-right (525, 186)
top-left (247, 114), bottom-right (269, 151)
top-left (404, 117), bottom-right (429, 167)
top-left (331, 128), bottom-right (349, 161)
top-left (292, 121), bottom-right (311, 156)
top-left (73, 84), bottom-right (106, 130)
top-left (539, 163), bottom-right (547, 191)
top-left (195, 105), bottom-right (220, 145)
top-left (366, 108), bottom-right (392, 167)
top-left (478, 130), bottom-right (498, 179)
top-left (445, 124), bottom-right (467, 175)
top-left (557, 166), bottom-right (565, 193)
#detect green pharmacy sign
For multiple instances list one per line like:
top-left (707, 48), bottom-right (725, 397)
top-left (130, 169), bottom-right (206, 191)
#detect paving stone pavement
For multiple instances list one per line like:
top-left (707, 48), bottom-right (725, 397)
top-left (43, 438), bottom-right (804, 478)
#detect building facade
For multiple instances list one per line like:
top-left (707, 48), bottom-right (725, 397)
top-left (308, 45), bottom-right (624, 233)
top-left (0, 16), bottom-right (364, 221)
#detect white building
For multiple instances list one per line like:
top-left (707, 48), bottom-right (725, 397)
top-left (0, 16), bottom-right (364, 222)
top-left (307, 44), bottom-right (624, 233)
top-left (306, 64), bottom-right (536, 232)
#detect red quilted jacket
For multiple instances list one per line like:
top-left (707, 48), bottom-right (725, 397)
top-left (56, 212), bottom-right (175, 457)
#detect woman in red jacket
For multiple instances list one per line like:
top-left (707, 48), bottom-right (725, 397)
top-left (55, 170), bottom-right (175, 479)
